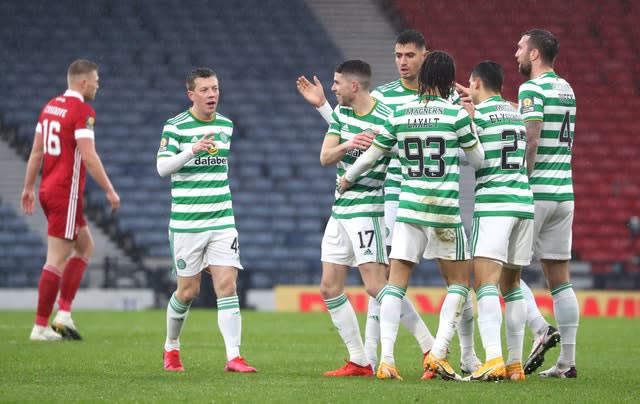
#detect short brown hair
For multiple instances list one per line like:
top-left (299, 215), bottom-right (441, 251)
top-left (186, 67), bottom-right (217, 91)
top-left (67, 59), bottom-right (98, 78)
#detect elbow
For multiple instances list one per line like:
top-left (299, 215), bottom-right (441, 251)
top-left (319, 155), bottom-right (331, 167)
top-left (156, 161), bottom-right (169, 177)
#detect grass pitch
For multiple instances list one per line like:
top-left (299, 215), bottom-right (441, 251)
top-left (0, 310), bottom-right (637, 403)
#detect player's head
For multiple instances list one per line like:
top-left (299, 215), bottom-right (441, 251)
top-left (186, 67), bottom-right (219, 119)
top-left (331, 60), bottom-right (372, 106)
top-left (418, 51), bottom-right (455, 99)
top-left (67, 59), bottom-right (99, 101)
top-left (394, 29), bottom-right (428, 84)
top-left (468, 61), bottom-right (504, 104)
top-left (516, 28), bottom-right (559, 77)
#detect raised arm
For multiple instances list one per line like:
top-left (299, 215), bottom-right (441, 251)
top-left (296, 75), bottom-right (333, 124)
top-left (157, 133), bottom-right (216, 176)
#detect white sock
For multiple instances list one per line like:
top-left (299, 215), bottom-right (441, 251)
top-left (379, 285), bottom-right (405, 366)
top-left (400, 295), bottom-right (434, 353)
top-left (364, 296), bottom-right (381, 368)
top-left (503, 287), bottom-right (526, 365)
top-left (165, 292), bottom-right (190, 351)
top-left (431, 285), bottom-right (468, 359)
top-left (324, 294), bottom-right (367, 366)
top-left (217, 295), bottom-right (242, 361)
top-left (458, 293), bottom-right (476, 362)
top-left (520, 279), bottom-right (549, 335)
top-left (476, 285), bottom-right (502, 361)
top-left (552, 283), bottom-right (579, 367)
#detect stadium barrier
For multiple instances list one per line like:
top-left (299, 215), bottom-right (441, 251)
top-left (274, 286), bottom-right (640, 318)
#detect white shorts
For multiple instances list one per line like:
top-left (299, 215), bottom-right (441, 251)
top-left (390, 221), bottom-right (470, 263)
top-left (471, 216), bottom-right (534, 266)
top-left (534, 200), bottom-right (574, 260)
top-left (321, 216), bottom-right (388, 267)
top-left (169, 228), bottom-right (243, 277)
top-left (384, 200), bottom-right (399, 247)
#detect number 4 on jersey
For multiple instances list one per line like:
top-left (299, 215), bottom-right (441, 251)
top-left (559, 111), bottom-right (572, 150)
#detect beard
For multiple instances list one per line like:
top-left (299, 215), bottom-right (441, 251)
top-left (518, 61), bottom-right (532, 77)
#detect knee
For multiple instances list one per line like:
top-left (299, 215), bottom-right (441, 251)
top-left (176, 284), bottom-right (200, 304)
top-left (74, 241), bottom-right (94, 260)
top-left (319, 281), bottom-right (342, 300)
top-left (214, 278), bottom-right (237, 298)
top-left (364, 284), bottom-right (383, 299)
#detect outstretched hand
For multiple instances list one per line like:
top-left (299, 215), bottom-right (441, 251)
top-left (296, 75), bottom-right (327, 108)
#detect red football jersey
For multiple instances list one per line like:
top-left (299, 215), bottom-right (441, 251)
top-left (37, 90), bottom-right (96, 198)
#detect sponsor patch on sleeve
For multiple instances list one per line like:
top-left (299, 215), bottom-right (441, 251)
top-left (520, 96), bottom-right (535, 114)
top-left (159, 137), bottom-right (168, 152)
top-left (86, 116), bottom-right (95, 130)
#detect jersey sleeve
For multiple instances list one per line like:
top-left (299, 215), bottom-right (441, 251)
top-left (372, 115), bottom-right (397, 152)
top-left (455, 108), bottom-right (478, 149)
top-left (518, 82), bottom-right (544, 121)
top-left (448, 88), bottom-right (461, 105)
top-left (157, 122), bottom-right (181, 159)
top-left (326, 106), bottom-right (342, 137)
top-left (74, 103), bottom-right (96, 139)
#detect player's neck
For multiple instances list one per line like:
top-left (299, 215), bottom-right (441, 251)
top-left (351, 95), bottom-right (375, 116)
top-left (477, 91), bottom-right (501, 104)
top-left (400, 77), bottom-right (419, 90)
top-left (190, 107), bottom-right (215, 122)
top-left (530, 65), bottom-right (554, 80)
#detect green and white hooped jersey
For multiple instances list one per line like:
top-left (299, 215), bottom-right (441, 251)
top-left (374, 95), bottom-right (479, 228)
top-left (157, 109), bottom-right (236, 233)
top-left (371, 80), bottom-right (419, 203)
top-left (371, 80), bottom-right (461, 203)
top-left (518, 71), bottom-right (576, 201)
top-left (473, 96), bottom-right (534, 218)
top-left (326, 100), bottom-right (392, 219)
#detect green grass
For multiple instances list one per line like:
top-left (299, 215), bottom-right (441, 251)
top-left (1, 310), bottom-right (637, 403)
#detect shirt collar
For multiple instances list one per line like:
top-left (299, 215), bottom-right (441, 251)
top-left (64, 89), bottom-right (84, 102)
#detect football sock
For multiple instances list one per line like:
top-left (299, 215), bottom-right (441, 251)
top-left (520, 279), bottom-right (549, 335)
top-left (476, 284), bottom-right (502, 361)
top-left (379, 284), bottom-right (405, 366)
top-left (58, 256), bottom-right (87, 311)
top-left (35, 265), bottom-right (62, 327)
top-left (217, 295), bottom-right (242, 361)
top-left (165, 292), bottom-right (190, 351)
top-left (431, 285), bottom-right (469, 359)
top-left (503, 287), bottom-right (526, 365)
top-left (400, 295), bottom-right (434, 353)
top-left (364, 296), bottom-right (381, 368)
top-left (458, 293), bottom-right (477, 362)
top-left (324, 293), bottom-right (367, 366)
top-left (552, 283), bottom-right (579, 367)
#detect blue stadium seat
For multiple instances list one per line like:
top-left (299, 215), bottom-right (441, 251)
top-left (0, 0), bottom-right (341, 282)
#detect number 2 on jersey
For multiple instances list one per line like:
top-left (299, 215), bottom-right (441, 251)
top-left (42, 119), bottom-right (62, 156)
top-left (501, 129), bottom-right (526, 170)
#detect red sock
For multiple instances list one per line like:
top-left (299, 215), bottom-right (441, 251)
top-left (58, 256), bottom-right (88, 311)
top-left (35, 265), bottom-right (62, 326)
